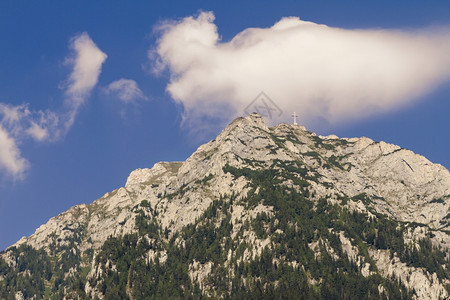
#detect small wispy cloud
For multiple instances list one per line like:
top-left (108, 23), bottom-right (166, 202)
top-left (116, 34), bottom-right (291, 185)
top-left (0, 32), bottom-right (107, 179)
top-left (26, 122), bottom-right (48, 141)
top-left (153, 11), bottom-right (450, 129)
top-left (106, 78), bottom-right (148, 104)
top-left (0, 125), bottom-right (29, 179)
top-left (63, 32), bottom-right (107, 130)
top-left (0, 103), bottom-right (59, 141)
top-left (0, 103), bottom-right (60, 178)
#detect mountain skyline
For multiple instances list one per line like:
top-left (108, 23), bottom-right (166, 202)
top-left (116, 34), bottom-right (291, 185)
top-left (1, 113), bottom-right (448, 298)
top-left (1, 1), bottom-right (450, 251)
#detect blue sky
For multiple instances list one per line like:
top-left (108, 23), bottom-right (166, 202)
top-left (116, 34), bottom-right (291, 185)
top-left (0, 1), bottom-right (449, 250)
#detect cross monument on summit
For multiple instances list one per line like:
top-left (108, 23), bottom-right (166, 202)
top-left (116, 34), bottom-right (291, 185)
top-left (292, 112), bottom-right (298, 126)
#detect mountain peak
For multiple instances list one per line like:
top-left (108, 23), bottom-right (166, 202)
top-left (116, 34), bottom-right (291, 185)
top-left (1, 115), bottom-right (449, 299)
top-left (218, 113), bottom-right (269, 137)
top-left (244, 112), bottom-right (268, 127)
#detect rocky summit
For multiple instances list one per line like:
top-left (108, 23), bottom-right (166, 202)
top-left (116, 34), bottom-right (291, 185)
top-left (1, 113), bottom-right (449, 299)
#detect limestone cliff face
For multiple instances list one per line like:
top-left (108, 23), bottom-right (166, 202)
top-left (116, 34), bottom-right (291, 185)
top-left (2, 113), bottom-right (449, 299)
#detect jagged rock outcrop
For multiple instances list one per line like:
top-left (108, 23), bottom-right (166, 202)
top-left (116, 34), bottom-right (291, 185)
top-left (1, 113), bottom-right (449, 299)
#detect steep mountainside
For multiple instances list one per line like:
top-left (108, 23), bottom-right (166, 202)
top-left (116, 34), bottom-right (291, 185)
top-left (1, 113), bottom-right (449, 299)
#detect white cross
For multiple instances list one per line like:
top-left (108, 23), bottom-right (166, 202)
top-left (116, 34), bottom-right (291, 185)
top-left (292, 112), bottom-right (298, 125)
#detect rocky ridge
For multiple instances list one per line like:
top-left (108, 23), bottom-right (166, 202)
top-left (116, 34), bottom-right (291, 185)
top-left (1, 113), bottom-right (449, 299)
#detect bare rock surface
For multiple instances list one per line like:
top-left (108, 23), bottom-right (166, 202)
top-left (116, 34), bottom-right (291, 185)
top-left (3, 113), bottom-right (449, 299)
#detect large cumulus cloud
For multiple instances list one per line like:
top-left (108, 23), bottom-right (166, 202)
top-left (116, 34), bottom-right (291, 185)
top-left (153, 11), bottom-right (450, 129)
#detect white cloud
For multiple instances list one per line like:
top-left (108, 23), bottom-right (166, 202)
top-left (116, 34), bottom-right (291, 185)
top-left (26, 122), bottom-right (49, 141)
top-left (153, 11), bottom-right (450, 128)
top-left (64, 32), bottom-right (107, 129)
top-left (0, 103), bottom-right (60, 142)
top-left (0, 32), bottom-right (106, 179)
top-left (0, 103), bottom-right (61, 177)
top-left (0, 125), bottom-right (29, 179)
top-left (31, 110), bottom-right (60, 141)
top-left (106, 78), bottom-right (147, 103)
top-left (0, 103), bottom-right (30, 125)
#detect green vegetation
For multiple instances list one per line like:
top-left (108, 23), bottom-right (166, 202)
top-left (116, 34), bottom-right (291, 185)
top-left (311, 135), bottom-right (335, 150)
top-left (165, 183), bottom-right (190, 200)
top-left (84, 165), bottom-right (435, 298)
top-left (0, 224), bottom-right (91, 299)
top-left (430, 198), bottom-right (445, 204)
top-left (269, 132), bottom-right (285, 148)
top-left (327, 154), bottom-right (345, 170)
top-left (0, 245), bottom-right (51, 299)
top-left (194, 173), bottom-right (213, 185)
top-left (1, 163), bottom-right (448, 299)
